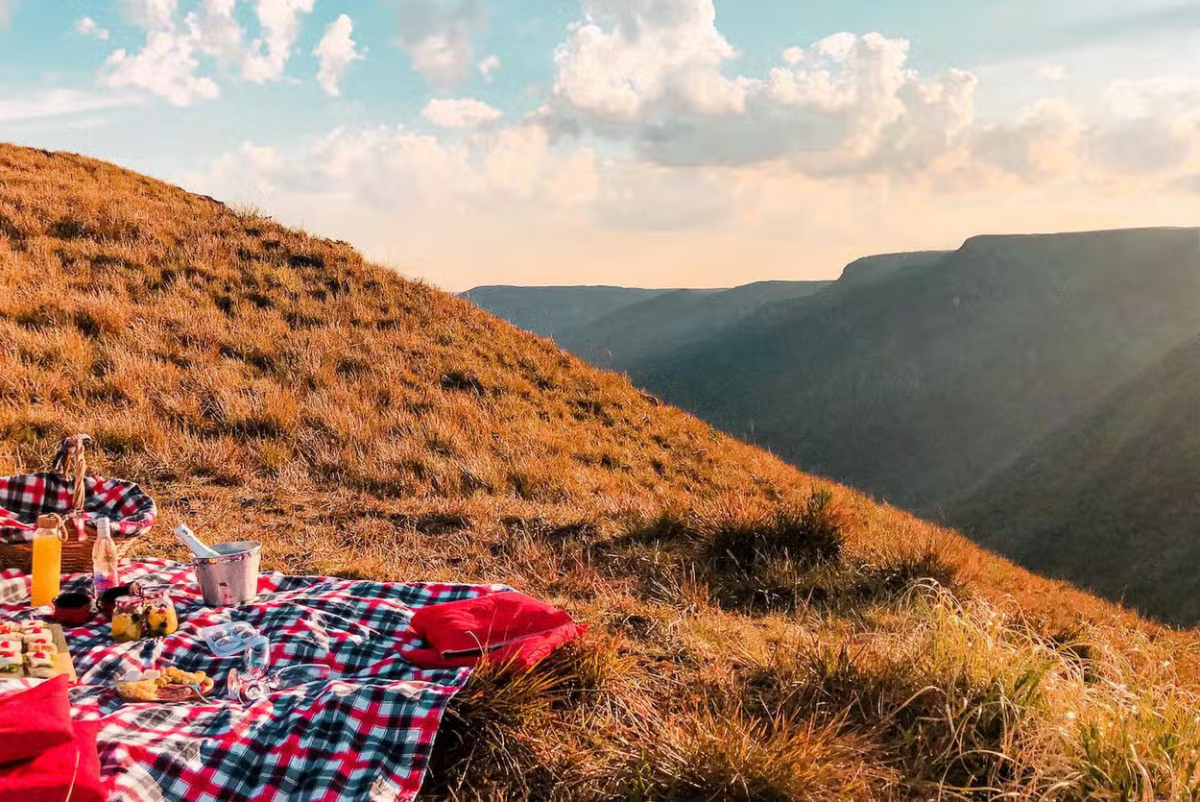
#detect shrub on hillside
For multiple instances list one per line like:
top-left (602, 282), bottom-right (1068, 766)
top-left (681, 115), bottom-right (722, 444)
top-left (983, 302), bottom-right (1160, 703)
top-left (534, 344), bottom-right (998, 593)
top-left (707, 488), bottom-right (846, 570)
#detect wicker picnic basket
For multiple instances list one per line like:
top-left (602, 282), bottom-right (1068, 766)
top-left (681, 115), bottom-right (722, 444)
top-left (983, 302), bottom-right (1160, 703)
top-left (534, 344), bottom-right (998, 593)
top-left (0, 434), bottom-right (157, 574)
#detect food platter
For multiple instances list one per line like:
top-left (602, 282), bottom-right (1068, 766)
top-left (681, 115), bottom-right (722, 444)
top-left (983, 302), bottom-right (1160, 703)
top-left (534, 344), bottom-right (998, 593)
top-left (0, 623), bottom-right (76, 681)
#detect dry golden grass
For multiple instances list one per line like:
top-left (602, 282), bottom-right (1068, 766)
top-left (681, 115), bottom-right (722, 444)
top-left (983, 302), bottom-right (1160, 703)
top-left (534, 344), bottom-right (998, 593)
top-left (1, 143), bottom-right (1198, 800)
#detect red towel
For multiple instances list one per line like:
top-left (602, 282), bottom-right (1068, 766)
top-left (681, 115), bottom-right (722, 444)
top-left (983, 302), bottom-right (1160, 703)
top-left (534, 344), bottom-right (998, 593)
top-left (404, 591), bottom-right (586, 672)
top-left (0, 679), bottom-right (107, 802)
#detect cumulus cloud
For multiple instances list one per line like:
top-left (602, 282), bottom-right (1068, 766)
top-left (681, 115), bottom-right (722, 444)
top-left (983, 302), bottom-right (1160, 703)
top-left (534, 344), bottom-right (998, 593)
top-left (75, 17), bottom-right (111, 40)
top-left (573, 30), bottom-right (980, 178)
top-left (104, 1), bottom-right (226, 105)
top-left (119, 0), bottom-right (177, 30)
top-left (103, 29), bottom-right (220, 106)
top-left (314, 14), bottom-right (364, 96)
top-left (393, 0), bottom-right (484, 90)
top-left (1084, 78), bottom-right (1200, 175)
top-left (540, 2), bottom-right (981, 179)
top-left (972, 100), bottom-right (1081, 180)
top-left (101, 0), bottom-right (323, 105)
top-left (194, 123), bottom-right (599, 215)
top-left (243, 0), bottom-right (315, 83)
top-left (189, 0), bottom-right (245, 65)
top-left (422, 97), bottom-right (502, 128)
top-left (552, 0), bottom-right (744, 123)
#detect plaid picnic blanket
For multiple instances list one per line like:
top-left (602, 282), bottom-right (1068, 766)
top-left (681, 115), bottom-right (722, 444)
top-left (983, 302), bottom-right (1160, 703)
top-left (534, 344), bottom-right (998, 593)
top-left (0, 561), bottom-right (505, 801)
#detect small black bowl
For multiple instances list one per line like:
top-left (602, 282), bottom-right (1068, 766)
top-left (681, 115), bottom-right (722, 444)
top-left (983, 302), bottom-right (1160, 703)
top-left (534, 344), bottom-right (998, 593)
top-left (53, 592), bottom-right (93, 626)
top-left (99, 584), bottom-right (133, 621)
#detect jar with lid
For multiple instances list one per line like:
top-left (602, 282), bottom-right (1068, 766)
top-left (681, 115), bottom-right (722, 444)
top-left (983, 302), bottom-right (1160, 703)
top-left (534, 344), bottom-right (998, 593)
top-left (112, 596), bottom-right (144, 643)
top-left (144, 589), bottom-right (178, 637)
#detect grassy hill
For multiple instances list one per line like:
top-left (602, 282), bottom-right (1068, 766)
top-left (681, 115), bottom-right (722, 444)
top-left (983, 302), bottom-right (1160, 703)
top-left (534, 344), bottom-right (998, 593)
top-left (556, 281), bottom-right (831, 371)
top-left (1, 143), bottom-right (1198, 800)
top-left (949, 335), bottom-right (1200, 625)
top-left (460, 285), bottom-right (670, 338)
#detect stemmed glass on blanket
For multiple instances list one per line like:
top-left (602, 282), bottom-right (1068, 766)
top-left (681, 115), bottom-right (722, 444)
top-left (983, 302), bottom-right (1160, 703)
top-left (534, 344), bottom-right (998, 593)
top-left (225, 635), bottom-right (332, 703)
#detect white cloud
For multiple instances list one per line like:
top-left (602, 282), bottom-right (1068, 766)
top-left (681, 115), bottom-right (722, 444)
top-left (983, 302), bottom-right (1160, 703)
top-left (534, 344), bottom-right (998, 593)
top-left (119, 0), bottom-right (177, 31)
top-left (478, 53), bottom-right (500, 82)
top-left (0, 88), bottom-right (134, 122)
top-left (422, 97), bottom-right (502, 128)
top-left (1084, 78), bottom-right (1200, 175)
top-left (972, 100), bottom-right (1082, 180)
top-left (191, 122), bottom-right (599, 221)
top-left (543, 6), bottom-right (979, 179)
top-left (601, 31), bottom-right (978, 178)
top-left (552, 0), bottom-right (744, 123)
top-left (102, 30), bottom-right (220, 106)
top-left (394, 0), bottom-right (484, 91)
top-left (314, 14), bottom-right (364, 96)
top-left (188, 0), bottom-right (245, 66)
top-left (75, 16), bottom-right (110, 41)
top-left (99, 0), bottom-right (322, 105)
top-left (0, 1), bottom-right (15, 31)
top-left (243, 0), bottom-right (315, 83)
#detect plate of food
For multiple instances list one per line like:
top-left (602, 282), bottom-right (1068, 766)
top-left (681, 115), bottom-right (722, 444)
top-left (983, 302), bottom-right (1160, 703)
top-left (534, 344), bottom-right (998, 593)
top-left (0, 621), bottom-right (74, 680)
top-left (116, 666), bottom-right (216, 703)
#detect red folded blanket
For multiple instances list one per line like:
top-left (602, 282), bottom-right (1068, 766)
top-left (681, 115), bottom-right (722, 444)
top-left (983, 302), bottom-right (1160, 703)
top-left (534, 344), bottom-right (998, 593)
top-left (0, 678), bottom-right (107, 802)
top-left (404, 591), bottom-right (586, 672)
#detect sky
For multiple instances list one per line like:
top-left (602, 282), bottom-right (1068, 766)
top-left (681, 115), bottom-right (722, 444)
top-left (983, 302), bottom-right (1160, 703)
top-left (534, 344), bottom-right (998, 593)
top-left (2, 1), bottom-right (1200, 291)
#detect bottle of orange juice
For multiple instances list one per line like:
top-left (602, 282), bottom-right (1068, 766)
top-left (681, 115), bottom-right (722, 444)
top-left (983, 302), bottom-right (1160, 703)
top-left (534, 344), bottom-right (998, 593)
top-left (31, 514), bottom-right (64, 608)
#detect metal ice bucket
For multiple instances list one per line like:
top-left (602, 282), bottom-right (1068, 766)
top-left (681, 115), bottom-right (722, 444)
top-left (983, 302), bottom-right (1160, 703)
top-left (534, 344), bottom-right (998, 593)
top-left (194, 541), bottom-right (262, 607)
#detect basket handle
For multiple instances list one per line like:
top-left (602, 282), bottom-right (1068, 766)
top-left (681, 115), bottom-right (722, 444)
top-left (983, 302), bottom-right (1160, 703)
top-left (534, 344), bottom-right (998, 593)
top-left (51, 434), bottom-right (92, 524)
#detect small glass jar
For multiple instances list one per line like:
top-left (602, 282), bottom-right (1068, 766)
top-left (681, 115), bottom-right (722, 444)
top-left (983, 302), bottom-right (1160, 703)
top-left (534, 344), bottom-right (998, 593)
top-left (144, 590), bottom-right (179, 638)
top-left (112, 596), bottom-right (144, 643)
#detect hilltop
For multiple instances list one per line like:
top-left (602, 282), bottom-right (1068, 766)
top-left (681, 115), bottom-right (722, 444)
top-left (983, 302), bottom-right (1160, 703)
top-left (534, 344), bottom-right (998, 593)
top-left (1, 144), bottom-right (1198, 800)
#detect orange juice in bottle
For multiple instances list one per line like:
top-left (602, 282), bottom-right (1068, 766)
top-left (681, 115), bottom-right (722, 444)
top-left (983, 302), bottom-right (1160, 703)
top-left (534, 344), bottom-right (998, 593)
top-left (31, 514), bottom-right (64, 608)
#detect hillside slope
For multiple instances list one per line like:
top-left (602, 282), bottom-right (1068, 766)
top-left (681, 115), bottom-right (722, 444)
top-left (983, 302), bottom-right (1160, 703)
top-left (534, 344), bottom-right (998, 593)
top-left (460, 285), bottom-right (670, 338)
top-left (0, 144), bottom-right (1197, 801)
top-left (558, 280), bottom-right (831, 371)
top-left (950, 336), bottom-right (1200, 624)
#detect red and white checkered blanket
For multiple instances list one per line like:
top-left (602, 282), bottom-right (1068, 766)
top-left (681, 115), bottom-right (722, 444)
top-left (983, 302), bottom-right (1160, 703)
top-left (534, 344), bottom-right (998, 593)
top-left (0, 561), bottom-right (504, 801)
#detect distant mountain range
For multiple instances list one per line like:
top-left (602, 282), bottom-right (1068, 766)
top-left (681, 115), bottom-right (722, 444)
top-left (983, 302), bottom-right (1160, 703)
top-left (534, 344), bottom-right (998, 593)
top-left (558, 281), bottom-right (832, 370)
top-left (468, 228), bottom-right (1200, 624)
top-left (460, 285), bottom-right (674, 339)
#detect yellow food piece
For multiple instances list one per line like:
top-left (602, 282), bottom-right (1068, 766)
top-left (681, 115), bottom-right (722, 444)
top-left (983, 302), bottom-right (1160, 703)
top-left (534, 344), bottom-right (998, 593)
top-left (117, 679), bottom-right (160, 702)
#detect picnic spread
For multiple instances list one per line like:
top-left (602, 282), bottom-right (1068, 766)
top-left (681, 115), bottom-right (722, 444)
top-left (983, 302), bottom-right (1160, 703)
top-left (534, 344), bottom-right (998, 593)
top-left (0, 436), bottom-right (587, 802)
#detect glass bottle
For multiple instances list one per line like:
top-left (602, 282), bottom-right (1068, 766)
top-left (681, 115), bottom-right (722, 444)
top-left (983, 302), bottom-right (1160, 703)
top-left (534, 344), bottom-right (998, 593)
top-left (30, 514), bottom-right (63, 608)
top-left (92, 518), bottom-right (120, 599)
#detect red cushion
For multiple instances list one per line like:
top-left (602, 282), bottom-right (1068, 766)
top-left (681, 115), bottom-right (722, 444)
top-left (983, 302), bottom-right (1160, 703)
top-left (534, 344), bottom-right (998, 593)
top-left (0, 719), bottom-right (107, 802)
top-left (0, 676), bottom-right (74, 765)
top-left (405, 592), bottom-right (586, 672)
